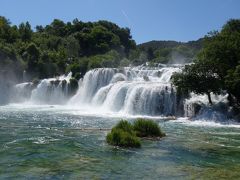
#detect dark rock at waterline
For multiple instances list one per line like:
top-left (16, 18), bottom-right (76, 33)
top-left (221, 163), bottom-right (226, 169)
top-left (32, 79), bottom-right (40, 88)
top-left (143, 75), bottom-right (149, 81)
top-left (188, 101), bottom-right (236, 122)
top-left (50, 80), bottom-right (61, 86)
top-left (68, 78), bottom-right (79, 96)
top-left (184, 102), bottom-right (204, 118)
top-left (61, 79), bottom-right (67, 91)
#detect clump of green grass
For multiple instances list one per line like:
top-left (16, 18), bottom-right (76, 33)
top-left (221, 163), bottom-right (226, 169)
top-left (114, 120), bottom-right (134, 133)
top-left (133, 118), bottom-right (166, 138)
top-left (106, 119), bottom-right (165, 148)
top-left (106, 128), bottom-right (141, 148)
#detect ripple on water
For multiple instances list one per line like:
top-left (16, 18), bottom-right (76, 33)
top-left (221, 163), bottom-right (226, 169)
top-left (0, 106), bottom-right (240, 178)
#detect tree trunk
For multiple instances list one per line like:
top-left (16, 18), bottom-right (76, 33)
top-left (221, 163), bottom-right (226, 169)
top-left (207, 92), bottom-right (213, 105)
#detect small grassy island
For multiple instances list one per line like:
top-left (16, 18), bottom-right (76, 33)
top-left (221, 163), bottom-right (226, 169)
top-left (106, 119), bottom-right (166, 148)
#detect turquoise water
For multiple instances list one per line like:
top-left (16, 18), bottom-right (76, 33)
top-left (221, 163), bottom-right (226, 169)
top-left (1, 105), bottom-right (240, 179)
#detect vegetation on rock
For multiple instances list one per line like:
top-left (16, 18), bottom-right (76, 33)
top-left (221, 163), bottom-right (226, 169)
top-left (106, 119), bottom-right (165, 148)
top-left (106, 128), bottom-right (141, 148)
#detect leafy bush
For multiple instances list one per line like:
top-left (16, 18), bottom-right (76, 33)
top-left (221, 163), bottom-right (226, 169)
top-left (133, 118), bottom-right (165, 137)
top-left (74, 72), bottom-right (81, 80)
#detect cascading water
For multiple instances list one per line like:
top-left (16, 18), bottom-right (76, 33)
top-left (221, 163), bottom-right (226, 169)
top-left (13, 82), bottom-right (34, 102)
top-left (69, 68), bottom-right (117, 104)
top-left (184, 92), bottom-right (229, 121)
top-left (9, 64), bottom-right (230, 119)
top-left (70, 66), bottom-right (182, 116)
top-left (12, 73), bottom-right (73, 104)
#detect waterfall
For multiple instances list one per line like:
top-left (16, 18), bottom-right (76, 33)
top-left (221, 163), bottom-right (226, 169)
top-left (12, 82), bottom-right (33, 102)
top-left (70, 66), bottom-right (181, 116)
top-left (12, 73), bottom-right (72, 104)
top-left (8, 64), bottom-right (231, 118)
top-left (70, 68), bottom-right (116, 104)
top-left (183, 92), bottom-right (229, 119)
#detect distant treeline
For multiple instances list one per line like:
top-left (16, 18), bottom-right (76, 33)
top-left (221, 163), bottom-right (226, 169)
top-left (138, 39), bottom-right (203, 64)
top-left (0, 16), bottom-right (202, 82)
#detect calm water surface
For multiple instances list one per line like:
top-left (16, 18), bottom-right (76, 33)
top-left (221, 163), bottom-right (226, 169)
top-left (0, 105), bottom-right (240, 179)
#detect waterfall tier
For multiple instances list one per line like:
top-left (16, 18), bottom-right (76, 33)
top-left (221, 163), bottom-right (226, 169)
top-left (12, 73), bottom-right (73, 104)
top-left (70, 66), bottom-right (182, 116)
top-left (9, 65), bottom-right (230, 118)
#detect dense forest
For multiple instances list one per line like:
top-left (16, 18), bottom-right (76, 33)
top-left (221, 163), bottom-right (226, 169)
top-left (0, 16), bottom-right (136, 82)
top-left (0, 16), bottom-right (201, 84)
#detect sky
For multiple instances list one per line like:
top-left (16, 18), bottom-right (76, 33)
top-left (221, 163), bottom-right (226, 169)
top-left (1, 0), bottom-right (240, 44)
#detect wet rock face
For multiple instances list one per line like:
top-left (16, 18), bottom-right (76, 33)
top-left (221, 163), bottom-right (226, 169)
top-left (69, 78), bottom-right (79, 96)
top-left (182, 92), bottom-right (232, 121)
top-left (184, 102), bottom-right (203, 118)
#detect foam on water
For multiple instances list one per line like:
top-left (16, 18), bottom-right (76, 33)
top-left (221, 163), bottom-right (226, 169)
top-left (174, 118), bottom-right (240, 128)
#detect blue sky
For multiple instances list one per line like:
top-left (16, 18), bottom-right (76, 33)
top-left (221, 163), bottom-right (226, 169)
top-left (1, 0), bottom-right (240, 44)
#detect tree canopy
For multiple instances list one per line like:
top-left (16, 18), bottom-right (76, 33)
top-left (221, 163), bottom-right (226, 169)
top-left (172, 19), bottom-right (240, 107)
top-left (0, 17), bottom-right (136, 81)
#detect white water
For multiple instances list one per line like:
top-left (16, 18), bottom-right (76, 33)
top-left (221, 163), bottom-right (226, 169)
top-left (184, 92), bottom-right (229, 119)
top-left (13, 82), bottom-right (33, 102)
top-left (12, 73), bottom-right (72, 104)
top-left (8, 65), bottom-right (233, 123)
top-left (69, 66), bottom-right (181, 116)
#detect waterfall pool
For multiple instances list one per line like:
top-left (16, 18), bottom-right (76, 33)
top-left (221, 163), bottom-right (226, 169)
top-left (1, 105), bottom-right (240, 179)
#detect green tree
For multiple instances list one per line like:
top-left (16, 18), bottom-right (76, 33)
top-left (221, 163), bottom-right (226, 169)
top-left (0, 16), bottom-right (137, 81)
top-left (23, 43), bottom-right (40, 76)
top-left (173, 19), bottom-right (240, 106)
top-left (19, 22), bottom-right (32, 42)
top-left (45, 19), bottom-right (67, 36)
top-left (172, 62), bottom-right (221, 104)
top-left (65, 36), bottom-right (80, 58)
